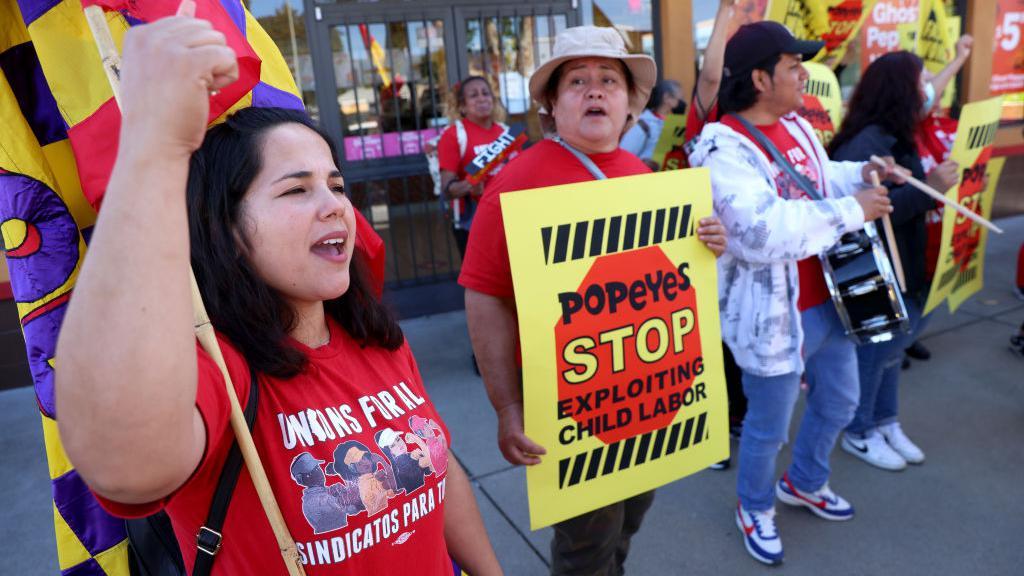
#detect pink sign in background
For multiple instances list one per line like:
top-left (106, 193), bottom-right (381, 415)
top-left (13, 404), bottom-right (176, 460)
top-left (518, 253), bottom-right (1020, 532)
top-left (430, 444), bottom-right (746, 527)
top-left (344, 128), bottom-right (442, 161)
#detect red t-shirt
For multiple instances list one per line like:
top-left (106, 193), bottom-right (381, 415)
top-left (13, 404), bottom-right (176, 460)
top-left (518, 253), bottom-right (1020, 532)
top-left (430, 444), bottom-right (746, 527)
top-left (721, 115), bottom-right (831, 311)
top-left (458, 138), bottom-right (651, 299)
top-left (98, 319), bottom-right (454, 575)
top-left (437, 119), bottom-right (521, 221)
top-left (683, 101), bottom-right (719, 146)
top-left (916, 113), bottom-right (958, 280)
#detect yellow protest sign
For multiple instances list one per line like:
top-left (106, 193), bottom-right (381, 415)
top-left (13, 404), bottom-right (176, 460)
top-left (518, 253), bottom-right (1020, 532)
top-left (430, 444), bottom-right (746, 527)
top-left (924, 96), bottom-right (1004, 315)
top-left (897, 21), bottom-right (917, 51)
top-left (651, 114), bottom-right (687, 171)
top-left (940, 16), bottom-right (961, 108)
top-left (917, 0), bottom-right (955, 101)
top-left (500, 169), bottom-right (728, 529)
top-left (766, 0), bottom-right (877, 67)
top-left (898, 10), bottom-right (959, 109)
top-left (946, 156), bottom-right (1004, 311)
top-left (799, 62), bottom-right (843, 146)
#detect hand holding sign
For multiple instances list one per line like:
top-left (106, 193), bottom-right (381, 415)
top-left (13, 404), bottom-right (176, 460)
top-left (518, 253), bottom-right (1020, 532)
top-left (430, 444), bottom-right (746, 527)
top-left (696, 217), bottom-right (727, 257)
top-left (465, 124), bottom-right (527, 185)
top-left (501, 168), bottom-right (728, 529)
top-left (497, 403), bottom-right (547, 465)
top-left (926, 160), bottom-right (960, 193)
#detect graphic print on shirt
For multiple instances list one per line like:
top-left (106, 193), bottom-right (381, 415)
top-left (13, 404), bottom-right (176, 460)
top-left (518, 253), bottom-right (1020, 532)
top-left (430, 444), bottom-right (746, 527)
top-left (770, 144), bottom-right (821, 200)
top-left (276, 379), bottom-right (450, 567)
top-left (409, 415), bottom-right (448, 477)
top-left (290, 452), bottom-right (363, 534)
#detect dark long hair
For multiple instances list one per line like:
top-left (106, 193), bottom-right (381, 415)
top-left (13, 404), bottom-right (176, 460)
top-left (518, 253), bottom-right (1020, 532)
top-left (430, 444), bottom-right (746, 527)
top-left (186, 107), bottom-right (403, 379)
top-left (829, 51), bottom-right (924, 155)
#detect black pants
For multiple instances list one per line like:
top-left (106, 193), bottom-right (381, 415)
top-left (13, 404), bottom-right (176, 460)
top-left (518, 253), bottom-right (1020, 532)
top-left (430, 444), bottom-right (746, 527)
top-left (550, 491), bottom-right (655, 576)
top-left (452, 226), bottom-right (470, 260)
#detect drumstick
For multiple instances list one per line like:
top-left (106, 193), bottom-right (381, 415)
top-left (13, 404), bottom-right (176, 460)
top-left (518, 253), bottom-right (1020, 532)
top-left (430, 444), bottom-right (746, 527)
top-left (871, 171), bottom-right (907, 293)
top-left (869, 155), bottom-right (1003, 234)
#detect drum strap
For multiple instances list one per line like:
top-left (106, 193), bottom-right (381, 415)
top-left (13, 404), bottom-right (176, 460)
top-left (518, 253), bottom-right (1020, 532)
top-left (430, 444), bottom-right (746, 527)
top-left (727, 113), bottom-right (824, 202)
top-left (553, 137), bottom-right (608, 181)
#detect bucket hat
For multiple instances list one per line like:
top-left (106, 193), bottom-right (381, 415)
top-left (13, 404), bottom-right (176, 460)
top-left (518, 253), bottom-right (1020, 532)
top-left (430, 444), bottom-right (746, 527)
top-left (528, 26), bottom-right (656, 122)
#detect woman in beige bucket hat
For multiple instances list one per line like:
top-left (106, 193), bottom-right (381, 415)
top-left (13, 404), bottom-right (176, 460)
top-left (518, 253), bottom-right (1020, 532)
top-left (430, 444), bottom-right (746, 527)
top-left (459, 25), bottom-right (728, 575)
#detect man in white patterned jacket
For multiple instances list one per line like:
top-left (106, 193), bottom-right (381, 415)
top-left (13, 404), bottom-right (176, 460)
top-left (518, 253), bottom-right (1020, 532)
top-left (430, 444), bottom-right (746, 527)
top-left (687, 22), bottom-right (898, 566)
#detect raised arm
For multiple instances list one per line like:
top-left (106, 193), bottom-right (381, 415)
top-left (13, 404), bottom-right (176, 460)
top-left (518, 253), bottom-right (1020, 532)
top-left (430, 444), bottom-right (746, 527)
top-left (694, 0), bottom-right (735, 119)
top-left (55, 6), bottom-right (239, 504)
top-left (927, 35), bottom-right (973, 110)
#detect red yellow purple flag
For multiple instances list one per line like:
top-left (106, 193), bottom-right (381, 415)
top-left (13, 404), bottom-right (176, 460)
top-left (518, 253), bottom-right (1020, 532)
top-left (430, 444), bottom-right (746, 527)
top-left (0, 1), bottom-right (382, 574)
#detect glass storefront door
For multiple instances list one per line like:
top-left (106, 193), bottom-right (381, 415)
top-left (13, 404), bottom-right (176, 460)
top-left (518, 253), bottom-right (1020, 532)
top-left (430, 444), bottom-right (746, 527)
top-left (308, 1), bottom-right (579, 313)
top-left (454, 6), bottom-right (573, 140)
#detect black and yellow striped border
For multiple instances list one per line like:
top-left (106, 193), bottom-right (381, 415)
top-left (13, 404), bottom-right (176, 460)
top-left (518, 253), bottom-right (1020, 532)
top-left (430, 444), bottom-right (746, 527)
top-left (541, 204), bottom-right (695, 266)
top-left (805, 77), bottom-right (833, 100)
top-left (966, 121), bottom-right (999, 151)
top-left (558, 411), bottom-right (708, 489)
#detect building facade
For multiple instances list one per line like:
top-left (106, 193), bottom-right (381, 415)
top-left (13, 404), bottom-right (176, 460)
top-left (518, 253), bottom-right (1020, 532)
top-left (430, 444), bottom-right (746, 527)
top-left (1, 1), bottom-right (1020, 315)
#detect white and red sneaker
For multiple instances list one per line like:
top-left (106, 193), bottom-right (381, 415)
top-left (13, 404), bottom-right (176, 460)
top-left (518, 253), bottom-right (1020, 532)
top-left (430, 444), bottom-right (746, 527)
top-left (775, 473), bottom-right (854, 521)
top-left (735, 502), bottom-right (783, 565)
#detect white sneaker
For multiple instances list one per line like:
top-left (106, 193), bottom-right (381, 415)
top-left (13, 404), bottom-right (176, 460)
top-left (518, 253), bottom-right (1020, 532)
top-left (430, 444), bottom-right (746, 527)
top-left (735, 503), bottom-right (783, 565)
top-left (775, 474), bottom-right (855, 521)
top-left (878, 422), bottom-right (925, 464)
top-left (842, 431), bottom-right (907, 471)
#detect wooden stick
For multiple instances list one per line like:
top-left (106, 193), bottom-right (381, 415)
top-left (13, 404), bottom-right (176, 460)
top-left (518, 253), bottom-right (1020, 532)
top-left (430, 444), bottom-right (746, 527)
top-left (871, 171), bottom-right (906, 293)
top-left (869, 155), bottom-right (1003, 234)
top-left (84, 7), bottom-right (306, 575)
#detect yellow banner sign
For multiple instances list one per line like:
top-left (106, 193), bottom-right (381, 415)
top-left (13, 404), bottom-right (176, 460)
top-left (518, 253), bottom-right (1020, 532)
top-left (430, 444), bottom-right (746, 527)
top-left (651, 114), bottom-right (688, 171)
top-left (766, 0), bottom-right (878, 67)
top-left (946, 156), bottom-right (1004, 311)
top-left (924, 96), bottom-right (1004, 314)
top-left (799, 62), bottom-right (843, 146)
top-left (500, 169), bottom-right (728, 529)
top-left (917, 0), bottom-right (955, 101)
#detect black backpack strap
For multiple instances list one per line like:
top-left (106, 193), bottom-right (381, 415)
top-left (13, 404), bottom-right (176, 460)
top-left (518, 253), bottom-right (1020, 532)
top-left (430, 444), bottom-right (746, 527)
top-left (727, 113), bottom-right (823, 201)
top-left (193, 368), bottom-right (260, 576)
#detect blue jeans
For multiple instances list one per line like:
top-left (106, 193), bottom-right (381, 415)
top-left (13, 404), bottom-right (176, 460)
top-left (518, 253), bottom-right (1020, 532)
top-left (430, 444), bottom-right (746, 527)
top-left (737, 302), bottom-right (860, 511)
top-left (846, 296), bottom-right (929, 436)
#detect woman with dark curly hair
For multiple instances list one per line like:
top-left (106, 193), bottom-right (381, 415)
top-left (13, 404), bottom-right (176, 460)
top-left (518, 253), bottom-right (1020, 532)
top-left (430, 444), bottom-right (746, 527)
top-left (829, 51), bottom-right (960, 473)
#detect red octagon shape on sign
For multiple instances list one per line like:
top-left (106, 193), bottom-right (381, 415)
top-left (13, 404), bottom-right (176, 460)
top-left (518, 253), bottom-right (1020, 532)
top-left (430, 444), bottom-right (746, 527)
top-left (554, 246), bottom-right (704, 445)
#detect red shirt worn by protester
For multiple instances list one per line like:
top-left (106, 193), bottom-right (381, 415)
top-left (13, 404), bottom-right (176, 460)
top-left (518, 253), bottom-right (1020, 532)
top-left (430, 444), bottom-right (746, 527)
top-left (916, 113), bottom-right (958, 280)
top-left (437, 118), bottom-right (521, 221)
top-left (721, 115), bottom-right (831, 311)
top-left (458, 138), bottom-right (651, 299)
top-left (683, 101), bottom-right (719, 146)
top-left (98, 318), bottom-right (454, 575)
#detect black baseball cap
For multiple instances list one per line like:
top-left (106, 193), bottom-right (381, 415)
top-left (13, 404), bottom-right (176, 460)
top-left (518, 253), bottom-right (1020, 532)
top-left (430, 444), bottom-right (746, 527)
top-left (723, 21), bottom-right (825, 78)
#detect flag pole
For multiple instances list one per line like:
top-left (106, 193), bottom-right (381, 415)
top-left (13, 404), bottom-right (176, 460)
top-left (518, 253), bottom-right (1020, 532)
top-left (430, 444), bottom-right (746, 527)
top-left (83, 7), bottom-right (306, 575)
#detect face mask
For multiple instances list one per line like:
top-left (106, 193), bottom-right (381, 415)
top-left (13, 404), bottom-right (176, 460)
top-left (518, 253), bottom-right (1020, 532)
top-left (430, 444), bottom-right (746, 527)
top-left (921, 82), bottom-right (936, 115)
top-left (671, 100), bottom-right (687, 115)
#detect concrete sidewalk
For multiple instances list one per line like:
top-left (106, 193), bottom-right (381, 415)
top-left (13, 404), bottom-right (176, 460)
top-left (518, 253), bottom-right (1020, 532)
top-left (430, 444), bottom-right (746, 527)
top-left (3, 216), bottom-right (1022, 575)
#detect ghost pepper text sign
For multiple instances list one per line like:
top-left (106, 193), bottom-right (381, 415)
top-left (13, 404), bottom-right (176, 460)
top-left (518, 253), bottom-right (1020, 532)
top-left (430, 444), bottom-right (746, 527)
top-left (501, 168), bottom-right (728, 529)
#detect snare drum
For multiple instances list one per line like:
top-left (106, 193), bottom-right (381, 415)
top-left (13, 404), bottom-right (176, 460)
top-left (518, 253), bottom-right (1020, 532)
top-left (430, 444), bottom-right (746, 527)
top-left (819, 222), bottom-right (910, 344)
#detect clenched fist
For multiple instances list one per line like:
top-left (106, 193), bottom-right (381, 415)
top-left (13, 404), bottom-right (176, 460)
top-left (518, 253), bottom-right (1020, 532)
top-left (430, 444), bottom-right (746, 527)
top-left (119, 0), bottom-right (239, 159)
